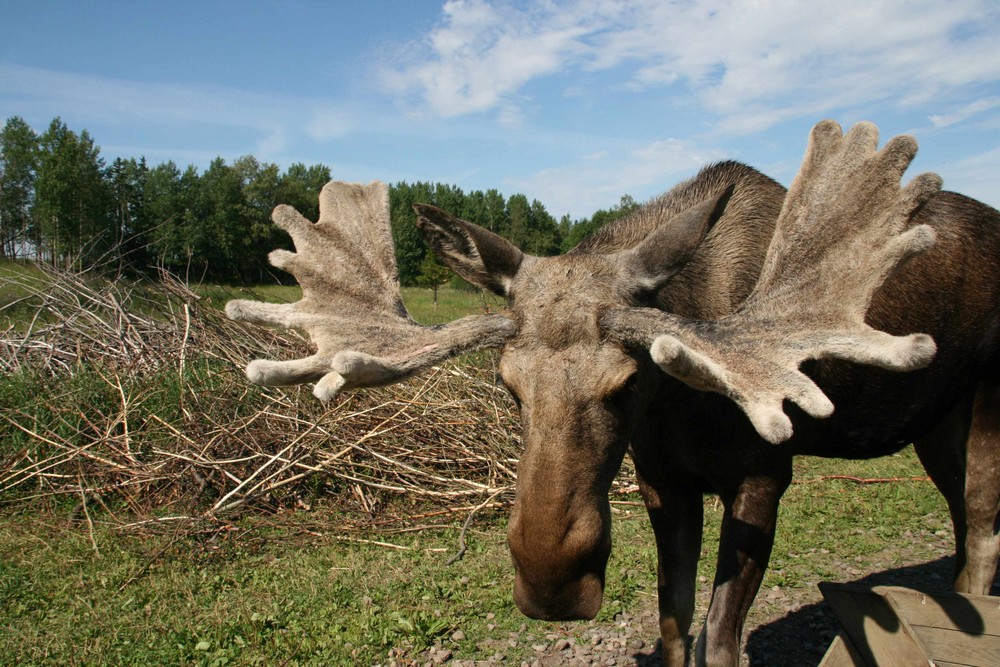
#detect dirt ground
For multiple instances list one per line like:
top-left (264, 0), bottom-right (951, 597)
top-left (426, 532), bottom-right (999, 667)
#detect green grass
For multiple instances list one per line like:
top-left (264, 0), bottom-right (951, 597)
top-left (193, 282), bottom-right (505, 326)
top-left (0, 259), bottom-right (52, 329)
top-left (0, 504), bottom-right (649, 666)
top-left (0, 269), bottom-right (954, 664)
top-left (0, 451), bottom-right (948, 666)
top-left (1, 260), bottom-right (500, 330)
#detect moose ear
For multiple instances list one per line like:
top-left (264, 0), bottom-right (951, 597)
top-left (624, 186), bottom-right (733, 291)
top-left (414, 203), bottom-right (526, 297)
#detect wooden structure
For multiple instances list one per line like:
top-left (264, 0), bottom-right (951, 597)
top-left (818, 583), bottom-right (1000, 666)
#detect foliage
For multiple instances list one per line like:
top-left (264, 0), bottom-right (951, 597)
top-left (33, 118), bottom-right (111, 269)
top-left (1, 115), bottom-right (637, 287)
top-left (560, 194), bottom-right (640, 252)
top-left (389, 180), bottom-right (566, 286)
top-left (0, 117), bottom-right (38, 259)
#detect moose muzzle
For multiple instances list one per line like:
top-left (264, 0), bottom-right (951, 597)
top-left (507, 495), bottom-right (613, 621)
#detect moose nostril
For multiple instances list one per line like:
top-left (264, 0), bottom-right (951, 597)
top-left (512, 571), bottom-right (605, 621)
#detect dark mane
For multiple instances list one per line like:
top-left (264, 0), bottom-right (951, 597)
top-left (569, 161), bottom-right (783, 256)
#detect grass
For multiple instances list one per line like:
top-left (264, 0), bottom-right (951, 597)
top-left (0, 452), bottom-right (948, 666)
top-left (0, 259), bottom-right (52, 330)
top-left (191, 281), bottom-right (506, 326)
top-left (0, 266), bottom-right (954, 665)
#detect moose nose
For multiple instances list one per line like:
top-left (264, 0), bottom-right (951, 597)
top-left (513, 569), bottom-right (605, 621)
top-left (507, 506), bottom-right (612, 621)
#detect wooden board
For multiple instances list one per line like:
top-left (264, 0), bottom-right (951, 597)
top-left (879, 587), bottom-right (1000, 667)
top-left (819, 583), bottom-right (931, 666)
top-left (817, 634), bottom-right (866, 667)
top-left (819, 583), bottom-right (1000, 667)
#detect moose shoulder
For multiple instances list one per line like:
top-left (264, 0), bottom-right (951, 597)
top-left (228, 121), bottom-right (1000, 667)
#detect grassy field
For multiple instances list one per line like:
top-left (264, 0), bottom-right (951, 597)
top-left (0, 454), bottom-right (948, 666)
top-left (0, 263), bottom-right (954, 666)
top-left (193, 281), bottom-right (506, 326)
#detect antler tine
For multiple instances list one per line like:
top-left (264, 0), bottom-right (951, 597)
top-left (226, 181), bottom-right (516, 400)
top-left (752, 120), bottom-right (940, 305)
top-left (603, 120), bottom-right (941, 444)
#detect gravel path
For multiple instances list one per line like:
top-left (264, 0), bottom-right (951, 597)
top-left (394, 528), bottom-right (1000, 667)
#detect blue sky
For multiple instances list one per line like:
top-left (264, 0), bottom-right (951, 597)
top-left (3, 0), bottom-right (999, 219)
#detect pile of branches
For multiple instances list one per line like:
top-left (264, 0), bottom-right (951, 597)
top-left (0, 265), bottom-right (531, 526)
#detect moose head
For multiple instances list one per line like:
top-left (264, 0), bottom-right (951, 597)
top-left (227, 121), bottom-right (940, 621)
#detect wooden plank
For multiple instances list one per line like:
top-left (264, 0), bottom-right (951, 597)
top-left (879, 587), bottom-right (1000, 667)
top-left (877, 586), bottom-right (1000, 635)
top-left (819, 582), bottom-right (932, 667)
top-left (818, 633), bottom-right (868, 667)
top-left (905, 625), bottom-right (1000, 667)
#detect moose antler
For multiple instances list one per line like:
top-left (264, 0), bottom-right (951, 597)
top-left (225, 181), bottom-right (516, 400)
top-left (603, 120), bottom-right (941, 443)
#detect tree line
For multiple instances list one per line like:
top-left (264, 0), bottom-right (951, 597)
top-left (0, 116), bottom-right (639, 286)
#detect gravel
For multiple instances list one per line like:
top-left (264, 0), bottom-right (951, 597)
top-left (386, 529), bottom-right (1000, 667)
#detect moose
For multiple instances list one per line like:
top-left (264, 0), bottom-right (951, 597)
top-left (226, 121), bottom-right (1000, 666)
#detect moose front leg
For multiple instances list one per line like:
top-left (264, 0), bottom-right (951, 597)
top-left (697, 473), bottom-right (789, 667)
top-left (636, 467), bottom-right (704, 667)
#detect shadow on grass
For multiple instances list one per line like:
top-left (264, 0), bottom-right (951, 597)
top-left (743, 556), bottom-right (1000, 667)
top-left (626, 556), bottom-right (999, 666)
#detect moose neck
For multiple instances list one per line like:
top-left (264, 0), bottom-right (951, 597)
top-left (576, 161), bottom-right (787, 321)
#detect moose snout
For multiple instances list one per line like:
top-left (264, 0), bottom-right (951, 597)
top-left (513, 568), bottom-right (606, 621)
top-left (507, 504), bottom-right (612, 621)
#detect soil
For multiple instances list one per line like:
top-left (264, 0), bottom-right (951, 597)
top-left (402, 531), bottom-right (999, 667)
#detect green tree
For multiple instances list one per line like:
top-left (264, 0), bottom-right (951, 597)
top-left (416, 251), bottom-right (453, 307)
top-left (233, 155), bottom-right (288, 282)
top-left (280, 162), bottom-right (331, 222)
top-left (526, 198), bottom-right (561, 255)
top-left (482, 188), bottom-right (508, 237)
top-left (192, 157), bottom-right (246, 281)
top-left (390, 181), bottom-right (434, 286)
top-left (108, 156), bottom-right (149, 269)
top-left (0, 116), bottom-right (38, 258)
top-left (141, 161), bottom-right (189, 272)
top-left (33, 118), bottom-right (111, 268)
top-left (560, 194), bottom-right (640, 252)
top-left (506, 193), bottom-right (531, 250)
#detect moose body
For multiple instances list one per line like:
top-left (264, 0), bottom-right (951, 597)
top-left (228, 122), bottom-right (1000, 666)
top-left (575, 167), bottom-right (1000, 664)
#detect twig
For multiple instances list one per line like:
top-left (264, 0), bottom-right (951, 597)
top-left (78, 481), bottom-right (99, 554)
top-left (447, 488), bottom-right (506, 565)
top-left (332, 536), bottom-right (411, 550)
top-left (793, 475), bottom-right (931, 485)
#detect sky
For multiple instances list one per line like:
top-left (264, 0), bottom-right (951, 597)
top-left (2, 0), bottom-right (999, 220)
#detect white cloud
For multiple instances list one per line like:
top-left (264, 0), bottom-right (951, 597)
top-left (379, 0), bottom-right (607, 117)
top-left (256, 126), bottom-right (288, 160)
top-left (0, 63), bottom-right (360, 162)
top-left (0, 63), bottom-right (275, 130)
top-left (306, 109), bottom-right (354, 140)
top-left (936, 144), bottom-right (1000, 208)
top-left (508, 135), bottom-right (729, 218)
top-left (929, 99), bottom-right (1000, 129)
top-left (380, 0), bottom-right (1000, 133)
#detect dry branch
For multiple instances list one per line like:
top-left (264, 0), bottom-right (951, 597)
top-left (1, 265), bottom-right (523, 529)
